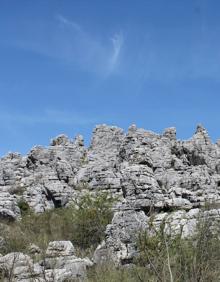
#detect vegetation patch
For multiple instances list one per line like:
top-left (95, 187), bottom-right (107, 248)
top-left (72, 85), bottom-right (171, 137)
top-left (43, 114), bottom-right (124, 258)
top-left (136, 216), bottom-right (220, 282)
top-left (0, 192), bottom-right (115, 256)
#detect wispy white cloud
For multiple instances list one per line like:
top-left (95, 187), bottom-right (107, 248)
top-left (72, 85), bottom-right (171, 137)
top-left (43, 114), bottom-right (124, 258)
top-left (109, 32), bottom-right (123, 72)
top-left (56, 14), bottom-right (81, 32)
top-left (14, 14), bottom-right (123, 76)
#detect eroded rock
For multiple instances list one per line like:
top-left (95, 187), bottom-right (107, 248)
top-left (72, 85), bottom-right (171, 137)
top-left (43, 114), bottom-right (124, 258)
top-left (1, 124), bottom-right (220, 268)
top-left (0, 241), bottom-right (93, 282)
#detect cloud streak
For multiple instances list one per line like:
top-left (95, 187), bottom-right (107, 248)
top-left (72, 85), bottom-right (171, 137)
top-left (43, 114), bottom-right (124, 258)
top-left (56, 14), bottom-right (81, 32)
top-left (109, 33), bottom-right (123, 72)
top-left (55, 14), bottom-right (124, 75)
top-left (14, 14), bottom-right (123, 76)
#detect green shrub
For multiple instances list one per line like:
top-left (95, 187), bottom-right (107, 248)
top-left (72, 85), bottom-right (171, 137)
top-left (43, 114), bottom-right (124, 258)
top-left (70, 192), bottom-right (115, 249)
top-left (17, 199), bottom-right (30, 215)
top-left (1, 192), bottom-right (115, 255)
top-left (136, 214), bottom-right (220, 282)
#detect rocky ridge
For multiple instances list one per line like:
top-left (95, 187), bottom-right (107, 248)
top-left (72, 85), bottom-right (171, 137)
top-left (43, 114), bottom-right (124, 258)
top-left (1, 124), bottom-right (220, 275)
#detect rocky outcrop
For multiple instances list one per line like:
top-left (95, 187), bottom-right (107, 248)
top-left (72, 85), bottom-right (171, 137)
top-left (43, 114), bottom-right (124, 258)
top-left (0, 135), bottom-right (86, 215)
top-left (1, 124), bottom-right (220, 267)
top-left (0, 241), bottom-right (93, 281)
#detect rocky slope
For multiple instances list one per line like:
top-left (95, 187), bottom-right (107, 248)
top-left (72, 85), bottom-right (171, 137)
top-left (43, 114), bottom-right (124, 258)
top-left (1, 124), bottom-right (220, 277)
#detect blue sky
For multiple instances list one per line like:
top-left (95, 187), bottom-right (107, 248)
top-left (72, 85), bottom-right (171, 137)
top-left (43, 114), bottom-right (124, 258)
top-left (0, 0), bottom-right (220, 156)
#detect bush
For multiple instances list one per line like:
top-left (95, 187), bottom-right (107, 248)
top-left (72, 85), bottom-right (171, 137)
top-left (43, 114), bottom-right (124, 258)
top-left (136, 214), bottom-right (220, 282)
top-left (0, 192), bottom-right (115, 255)
top-left (70, 192), bottom-right (115, 249)
top-left (17, 199), bottom-right (30, 215)
top-left (5, 193), bottom-right (220, 282)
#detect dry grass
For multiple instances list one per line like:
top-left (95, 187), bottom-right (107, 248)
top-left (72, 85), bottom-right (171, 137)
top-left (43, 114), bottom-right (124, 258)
top-left (0, 192), bottom-right (114, 256)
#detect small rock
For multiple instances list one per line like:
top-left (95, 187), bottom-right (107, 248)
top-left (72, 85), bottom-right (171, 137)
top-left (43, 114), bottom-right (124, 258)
top-left (46, 241), bottom-right (75, 257)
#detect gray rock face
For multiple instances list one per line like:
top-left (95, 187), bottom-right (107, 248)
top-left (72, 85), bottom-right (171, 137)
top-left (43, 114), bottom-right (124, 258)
top-left (0, 252), bottom-right (40, 282)
top-left (46, 241), bottom-right (75, 257)
top-left (104, 210), bottom-right (148, 264)
top-left (44, 241), bottom-right (93, 281)
top-left (0, 241), bottom-right (93, 281)
top-left (75, 125), bottom-right (124, 197)
top-left (0, 136), bottom-right (86, 215)
top-left (1, 124), bottom-right (220, 266)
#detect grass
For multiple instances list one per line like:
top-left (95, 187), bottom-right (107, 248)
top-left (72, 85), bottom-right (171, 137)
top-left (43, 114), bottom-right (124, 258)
top-left (87, 211), bottom-right (220, 282)
top-left (1, 195), bottom-right (220, 282)
top-left (0, 192), bottom-right (115, 256)
top-left (136, 212), bottom-right (220, 282)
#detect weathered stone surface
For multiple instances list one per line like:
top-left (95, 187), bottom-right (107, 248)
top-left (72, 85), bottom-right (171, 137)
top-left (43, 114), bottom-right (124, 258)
top-left (44, 241), bottom-right (93, 281)
top-left (0, 134), bottom-right (86, 215)
top-left (0, 252), bottom-right (39, 281)
top-left (0, 192), bottom-right (20, 220)
top-left (0, 241), bottom-right (92, 281)
top-left (46, 241), bottom-right (75, 257)
top-left (1, 124), bottom-right (220, 268)
top-left (74, 125), bottom-right (124, 197)
top-left (103, 210), bottom-right (148, 265)
top-left (0, 122), bottom-right (220, 218)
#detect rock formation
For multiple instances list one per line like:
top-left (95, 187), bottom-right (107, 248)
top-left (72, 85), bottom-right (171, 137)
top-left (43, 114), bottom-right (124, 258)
top-left (0, 241), bottom-right (92, 281)
top-left (1, 124), bottom-right (220, 271)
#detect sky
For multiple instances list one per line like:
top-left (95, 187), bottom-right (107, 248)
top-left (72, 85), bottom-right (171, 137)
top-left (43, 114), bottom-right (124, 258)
top-left (0, 0), bottom-right (220, 156)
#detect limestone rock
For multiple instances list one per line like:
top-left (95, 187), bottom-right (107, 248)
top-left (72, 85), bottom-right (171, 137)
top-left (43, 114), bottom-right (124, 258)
top-left (104, 210), bottom-right (148, 264)
top-left (0, 252), bottom-right (38, 281)
top-left (0, 241), bottom-right (93, 281)
top-left (46, 241), bottom-right (75, 257)
top-left (0, 192), bottom-right (20, 220)
top-left (44, 241), bottom-right (93, 281)
top-left (1, 124), bottom-right (220, 267)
